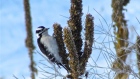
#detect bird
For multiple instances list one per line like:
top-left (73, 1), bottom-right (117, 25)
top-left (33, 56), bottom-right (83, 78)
top-left (36, 26), bottom-right (68, 71)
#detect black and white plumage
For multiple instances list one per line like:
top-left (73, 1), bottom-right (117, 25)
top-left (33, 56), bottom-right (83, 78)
top-left (36, 26), bottom-right (67, 71)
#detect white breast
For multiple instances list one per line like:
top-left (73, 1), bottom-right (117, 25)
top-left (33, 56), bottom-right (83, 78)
top-left (40, 35), bottom-right (62, 63)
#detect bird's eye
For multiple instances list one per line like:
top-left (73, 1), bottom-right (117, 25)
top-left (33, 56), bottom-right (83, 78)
top-left (41, 29), bottom-right (44, 31)
top-left (36, 30), bottom-right (41, 33)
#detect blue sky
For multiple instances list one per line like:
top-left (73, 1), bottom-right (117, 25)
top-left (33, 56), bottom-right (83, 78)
top-left (0, 0), bottom-right (140, 79)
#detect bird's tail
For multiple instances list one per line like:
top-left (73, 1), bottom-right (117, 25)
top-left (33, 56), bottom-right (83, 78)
top-left (57, 63), bottom-right (70, 73)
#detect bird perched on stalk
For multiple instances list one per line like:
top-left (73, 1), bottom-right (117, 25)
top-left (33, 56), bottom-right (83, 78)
top-left (36, 26), bottom-right (68, 71)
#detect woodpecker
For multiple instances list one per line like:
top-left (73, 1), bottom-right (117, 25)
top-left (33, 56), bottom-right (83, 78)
top-left (36, 26), bottom-right (68, 71)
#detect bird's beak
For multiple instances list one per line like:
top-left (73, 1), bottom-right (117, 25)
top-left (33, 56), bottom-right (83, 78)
top-left (44, 28), bottom-right (49, 31)
top-left (42, 28), bottom-right (49, 33)
top-left (46, 28), bottom-right (49, 30)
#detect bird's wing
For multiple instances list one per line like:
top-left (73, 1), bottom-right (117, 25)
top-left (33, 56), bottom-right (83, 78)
top-left (37, 38), bottom-right (57, 63)
top-left (37, 38), bottom-right (70, 72)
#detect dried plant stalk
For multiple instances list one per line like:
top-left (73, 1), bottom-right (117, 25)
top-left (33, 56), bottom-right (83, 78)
top-left (68, 0), bottom-right (83, 54)
top-left (24, 0), bottom-right (37, 79)
top-left (111, 0), bottom-right (129, 79)
top-left (80, 14), bottom-right (94, 75)
top-left (63, 27), bottom-right (79, 79)
top-left (53, 23), bottom-right (70, 71)
top-left (136, 36), bottom-right (140, 76)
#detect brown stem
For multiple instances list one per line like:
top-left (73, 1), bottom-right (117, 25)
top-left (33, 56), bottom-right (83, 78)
top-left (53, 23), bottom-right (70, 71)
top-left (68, 0), bottom-right (83, 54)
top-left (24, 0), bottom-right (37, 79)
top-left (63, 27), bottom-right (79, 79)
top-left (111, 0), bottom-right (130, 79)
top-left (136, 36), bottom-right (140, 77)
top-left (80, 14), bottom-right (94, 75)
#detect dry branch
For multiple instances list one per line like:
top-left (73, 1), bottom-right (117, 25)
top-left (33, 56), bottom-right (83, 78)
top-left (63, 27), bottom-right (79, 79)
top-left (53, 23), bottom-right (70, 71)
top-left (68, 0), bottom-right (83, 54)
top-left (80, 14), bottom-right (94, 75)
top-left (24, 0), bottom-right (37, 78)
top-left (136, 36), bottom-right (140, 76)
top-left (111, 0), bottom-right (130, 79)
